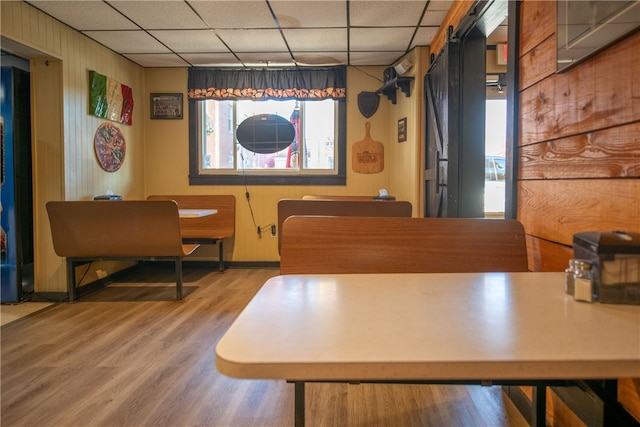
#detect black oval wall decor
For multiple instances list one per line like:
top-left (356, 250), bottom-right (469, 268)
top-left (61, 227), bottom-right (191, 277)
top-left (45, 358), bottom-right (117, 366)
top-left (236, 113), bottom-right (296, 154)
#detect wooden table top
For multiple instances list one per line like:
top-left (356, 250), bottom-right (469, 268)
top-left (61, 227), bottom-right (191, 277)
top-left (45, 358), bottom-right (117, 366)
top-left (216, 272), bottom-right (640, 381)
top-left (178, 209), bottom-right (217, 218)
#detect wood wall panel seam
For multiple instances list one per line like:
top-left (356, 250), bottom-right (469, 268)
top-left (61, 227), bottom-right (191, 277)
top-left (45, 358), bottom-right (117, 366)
top-left (519, 121), bottom-right (640, 180)
top-left (517, 179), bottom-right (640, 246)
top-left (519, 0), bottom-right (556, 57)
top-left (519, 34), bottom-right (557, 91)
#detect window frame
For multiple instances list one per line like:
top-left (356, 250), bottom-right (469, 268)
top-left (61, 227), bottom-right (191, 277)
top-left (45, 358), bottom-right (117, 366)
top-left (188, 98), bottom-right (346, 186)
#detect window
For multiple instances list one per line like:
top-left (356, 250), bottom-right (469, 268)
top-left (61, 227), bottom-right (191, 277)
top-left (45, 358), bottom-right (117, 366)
top-left (187, 67), bottom-right (346, 186)
top-left (197, 98), bottom-right (339, 167)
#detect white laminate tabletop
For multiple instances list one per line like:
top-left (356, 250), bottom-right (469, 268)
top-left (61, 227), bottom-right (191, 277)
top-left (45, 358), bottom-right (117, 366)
top-left (178, 209), bottom-right (217, 218)
top-left (216, 272), bottom-right (640, 381)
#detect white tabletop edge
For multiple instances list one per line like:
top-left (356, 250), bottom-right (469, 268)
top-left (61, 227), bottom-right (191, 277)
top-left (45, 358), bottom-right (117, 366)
top-left (178, 209), bottom-right (218, 217)
top-left (216, 272), bottom-right (640, 381)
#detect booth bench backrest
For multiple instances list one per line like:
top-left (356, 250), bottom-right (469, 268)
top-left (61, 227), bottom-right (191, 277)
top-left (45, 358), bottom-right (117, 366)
top-left (277, 199), bottom-right (412, 254)
top-left (280, 216), bottom-right (528, 274)
top-left (46, 200), bottom-right (194, 258)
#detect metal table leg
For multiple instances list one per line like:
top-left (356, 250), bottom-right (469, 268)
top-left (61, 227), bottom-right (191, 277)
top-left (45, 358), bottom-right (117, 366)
top-left (294, 381), bottom-right (305, 427)
top-left (532, 385), bottom-right (546, 427)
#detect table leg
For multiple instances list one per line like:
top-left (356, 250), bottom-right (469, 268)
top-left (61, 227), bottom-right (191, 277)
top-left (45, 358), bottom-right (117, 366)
top-left (531, 386), bottom-right (546, 427)
top-left (175, 257), bottom-right (183, 300)
top-left (294, 381), bottom-right (305, 427)
top-left (66, 259), bottom-right (76, 302)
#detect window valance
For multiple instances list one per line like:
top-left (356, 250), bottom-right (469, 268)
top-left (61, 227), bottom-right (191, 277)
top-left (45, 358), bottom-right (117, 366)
top-left (187, 67), bottom-right (346, 101)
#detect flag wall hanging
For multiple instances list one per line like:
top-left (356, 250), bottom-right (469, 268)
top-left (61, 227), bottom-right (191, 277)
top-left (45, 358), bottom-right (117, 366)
top-left (89, 70), bottom-right (134, 126)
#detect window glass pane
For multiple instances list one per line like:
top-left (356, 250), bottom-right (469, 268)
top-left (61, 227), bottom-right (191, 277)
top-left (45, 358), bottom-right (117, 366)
top-left (202, 100), bottom-right (234, 170)
top-left (236, 100), bottom-right (296, 171)
top-left (303, 100), bottom-right (335, 170)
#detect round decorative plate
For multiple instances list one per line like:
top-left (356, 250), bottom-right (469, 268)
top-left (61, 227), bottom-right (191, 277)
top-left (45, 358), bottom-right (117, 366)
top-left (94, 122), bottom-right (126, 172)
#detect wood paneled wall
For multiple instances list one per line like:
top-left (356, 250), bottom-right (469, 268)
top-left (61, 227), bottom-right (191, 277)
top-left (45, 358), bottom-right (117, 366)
top-left (518, 0), bottom-right (640, 423)
top-left (1, 1), bottom-right (145, 293)
top-left (517, 0), bottom-right (640, 270)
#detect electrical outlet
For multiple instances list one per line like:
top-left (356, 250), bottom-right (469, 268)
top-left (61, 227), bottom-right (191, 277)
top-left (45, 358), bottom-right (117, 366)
top-left (271, 225), bottom-right (276, 237)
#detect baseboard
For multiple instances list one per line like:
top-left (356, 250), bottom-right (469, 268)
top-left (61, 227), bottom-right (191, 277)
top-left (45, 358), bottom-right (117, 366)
top-left (33, 262), bottom-right (281, 303)
top-left (31, 292), bottom-right (68, 303)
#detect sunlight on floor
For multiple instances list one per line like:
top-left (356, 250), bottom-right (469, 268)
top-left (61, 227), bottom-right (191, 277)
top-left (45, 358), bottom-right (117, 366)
top-left (1, 302), bottom-right (54, 326)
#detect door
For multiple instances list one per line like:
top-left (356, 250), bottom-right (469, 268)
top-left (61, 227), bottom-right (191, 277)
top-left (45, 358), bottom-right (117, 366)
top-left (424, 37), bottom-right (460, 218)
top-left (424, 34), bottom-right (485, 218)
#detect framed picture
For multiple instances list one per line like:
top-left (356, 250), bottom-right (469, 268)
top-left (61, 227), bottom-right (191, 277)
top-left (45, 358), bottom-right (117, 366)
top-left (397, 117), bottom-right (407, 142)
top-left (150, 93), bottom-right (183, 119)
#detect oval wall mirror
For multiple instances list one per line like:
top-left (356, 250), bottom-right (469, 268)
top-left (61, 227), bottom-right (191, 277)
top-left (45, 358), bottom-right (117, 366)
top-left (236, 113), bottom-right (296, 154)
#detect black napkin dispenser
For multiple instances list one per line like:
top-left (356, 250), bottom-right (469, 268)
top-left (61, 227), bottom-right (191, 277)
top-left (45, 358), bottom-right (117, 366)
top-left (573, 231), bottom-right (640, 305)
top-left (94, 194), bottom-right (123, 200)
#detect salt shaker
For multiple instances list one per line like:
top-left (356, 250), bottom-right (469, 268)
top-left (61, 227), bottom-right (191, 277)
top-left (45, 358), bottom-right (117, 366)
top-left (573, 260), bottom-right (594, 302)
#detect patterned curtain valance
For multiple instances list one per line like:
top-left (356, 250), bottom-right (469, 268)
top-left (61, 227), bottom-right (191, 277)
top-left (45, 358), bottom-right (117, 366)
top-left (187, 67), bottom-right (346, 101)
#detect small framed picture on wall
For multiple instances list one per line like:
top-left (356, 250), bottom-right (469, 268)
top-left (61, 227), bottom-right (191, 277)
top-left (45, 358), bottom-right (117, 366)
top-left (397, 117), bottom-right (407, 142)
top-left (150, 93), bottom-right (183, 119)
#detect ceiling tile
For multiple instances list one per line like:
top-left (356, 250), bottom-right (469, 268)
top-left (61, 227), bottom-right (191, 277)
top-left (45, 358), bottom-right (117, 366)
top-left (349, 51), bottom-right (405, 66)
top-left (420, 9), bottom-right (449, 26)
top-left (123, 53), bottom-right (190, 67)
top-left (235, 51), bottom-right (295, 67)
top-left (282, 28), bottom-right (348, 51)
top-left (427, 0), bottom-right (454, 11)
top-left (82, 30), bottom-right (170, 54)
top-left (487, 24), bottom-right (508, 45)
top-left (27, 1), bottom-right (138, 30)
top-left (412, 27), bottom-right (439, 48)
top-left (270, 1), bottom-right (347, 28)
top-left (180, 52), bottom-right (243, 67)
top-left (108, 1), bottom-right (208, 30)
top-left (293, 52), bottom-right (349, 66)
top-left (350, 27), bottom-right (414, 51)
top-left (350, 1), bottom-right (426, 27)
top-left (188, 1), bottom-right (276, 29)
top-left (149, 30), bottom-right (229, 53)
top-left (216, 29), bottom-right (288, 52)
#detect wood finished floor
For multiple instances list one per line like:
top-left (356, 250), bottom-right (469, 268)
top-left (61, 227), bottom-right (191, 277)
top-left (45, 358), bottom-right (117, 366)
top-left (1, 265), bottom-right (529, 427)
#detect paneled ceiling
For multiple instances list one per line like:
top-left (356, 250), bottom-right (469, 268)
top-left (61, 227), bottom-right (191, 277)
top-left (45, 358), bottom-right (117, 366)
top-left (24, 0), bottom-right (508, 68)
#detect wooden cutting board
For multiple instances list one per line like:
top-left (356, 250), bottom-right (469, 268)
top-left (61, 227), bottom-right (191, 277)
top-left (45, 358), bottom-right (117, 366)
top-left (352, 122), bottom-right (384, 173)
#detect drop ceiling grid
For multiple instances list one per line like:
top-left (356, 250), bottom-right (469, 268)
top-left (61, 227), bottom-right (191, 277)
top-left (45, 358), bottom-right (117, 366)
top-left (24, 0), bottom-right (466, 67)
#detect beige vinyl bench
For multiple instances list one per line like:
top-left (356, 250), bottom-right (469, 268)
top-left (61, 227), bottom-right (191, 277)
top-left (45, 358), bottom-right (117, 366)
top-left (46, 200), bottom-right (200, 301)
top-left (280, 216), bottom-right (528, 274)
top-left (277, 199), bottom-right (412, 254)
top-left (147, 195), bottom-right (236, 271)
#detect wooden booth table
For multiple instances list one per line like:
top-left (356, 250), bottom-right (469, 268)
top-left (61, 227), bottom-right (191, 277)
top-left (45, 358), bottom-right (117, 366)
top-left (216, 272), bottom-right (640, 427)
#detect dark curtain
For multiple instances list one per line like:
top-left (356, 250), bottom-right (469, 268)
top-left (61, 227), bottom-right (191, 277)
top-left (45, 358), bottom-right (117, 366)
top-left (187, 67), bottom-right (346, 101)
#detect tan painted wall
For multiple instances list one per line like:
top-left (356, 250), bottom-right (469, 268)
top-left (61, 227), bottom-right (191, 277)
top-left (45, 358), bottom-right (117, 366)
top-left (387, 48), bottom-right (429, 216)
top-left (143, 55), bottom-right (428, 262)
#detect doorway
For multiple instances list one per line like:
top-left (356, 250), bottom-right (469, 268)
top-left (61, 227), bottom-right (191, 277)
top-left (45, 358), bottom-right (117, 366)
top-left (424, 0), bottom-right (509, 219)
top-left (484, 25), bottom-right (508, 218)
top-left (1, 52), bottom-right (34, 303)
